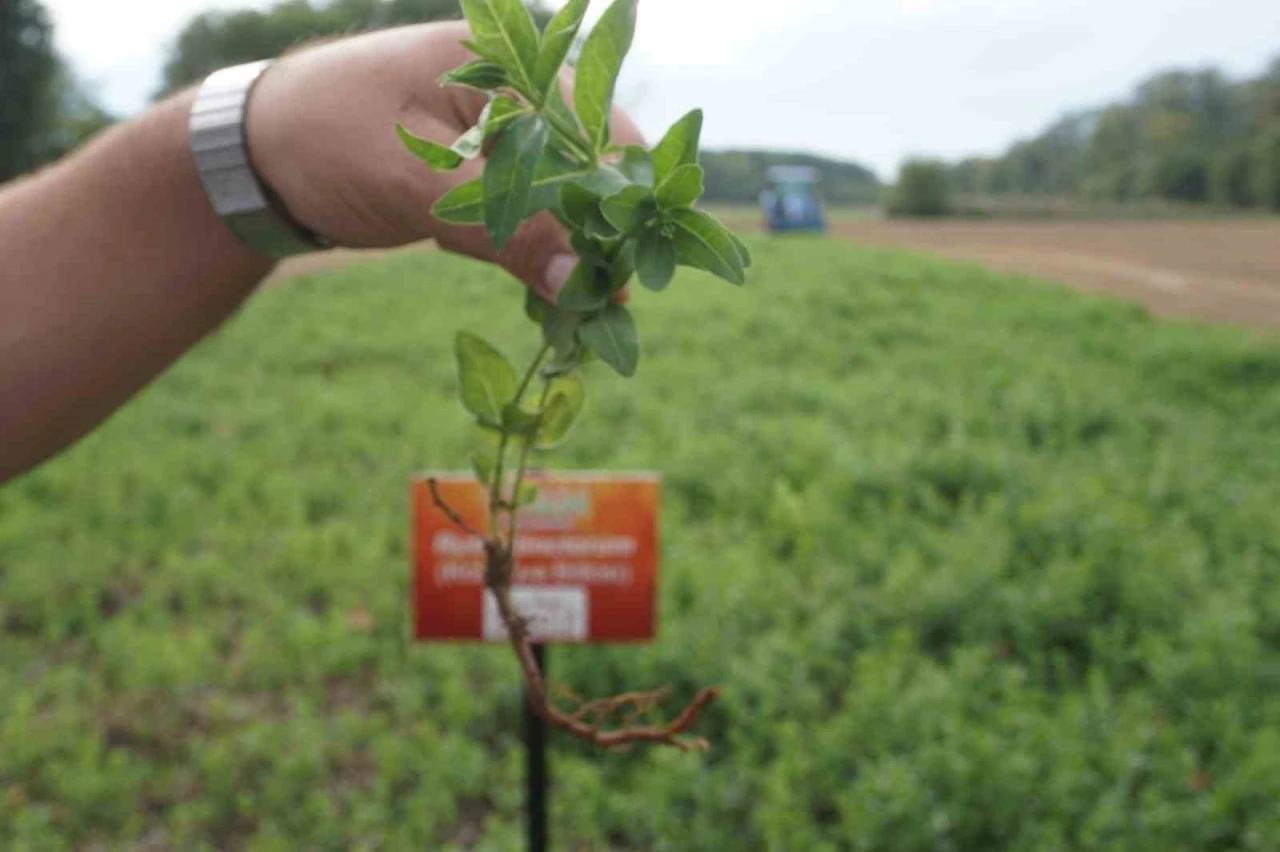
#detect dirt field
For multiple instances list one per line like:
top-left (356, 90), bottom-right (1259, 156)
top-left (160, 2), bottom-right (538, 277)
top-left (723, 215), bottom-right (1280, 330)
top-left (274, 217), bottom-right (1280, 330)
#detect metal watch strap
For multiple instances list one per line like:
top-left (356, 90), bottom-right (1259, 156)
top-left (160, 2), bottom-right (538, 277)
top-left (189, 60), bottom-right (331, 258)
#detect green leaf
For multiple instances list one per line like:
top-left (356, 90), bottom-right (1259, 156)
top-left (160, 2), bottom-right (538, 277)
top-left (400, 99), bottom-right (506, 170)
top-left (485, 96), bottom-right (530, 140)
top-left (619, 145), bottom-right (656, 187)
top-left (570, 229), bottom-right (598, 260)
top-left (535, 145), bottom-right (587, 183)
top-left (396, 123), bottom-right (463, 170)
top-left (575, 165), bottom-right (631, 198)
top-left (460, 0), bottom-right (541, 94)
top-left (455, 331), bottom-right (519, 426)
top-left (556, 263), bottom-right (610, 311)
top-left (542, 305), bottom-right (581, 354)
top-left (650, 108), bottom-right (703, 181)
top-left (525, 288), bottom-right (549, 324)
top-left (608, 244), bottom-right (635, 291)
top-left (484, 113), bottom-right (549, 249)
top-left (530, 146), bottom-right (591, 215)
top-left (535, 0), bottom-right (588, 99)
top-left (583, 209), bottom-right (620, 240)
top-left (501, 402), bottom-right (540, 435)
top-left (579, 303), bottom-right (638, 377)
top-left (667, 207), bottom-right (745, 285)
top-left (729, 230), bottom-right (753, 269)
top-left (635, 228), bottom-right (676, 291)
top-left (601, 184), bottom-right (655, 232)
top-left (573, 0), bottom-right (638, 152)
top-left (432, 178), bottom-right (485, 225)
top-left (460, 38), bottom-right (507, 65)
top-left (535, 374), bottom-right (585, 448)
top-left (545, 86), bottom-right (586, 142)
top-left (563, 177), bottom-right (627, 240)
top-left (559, 182), bottom-right (598, 229)
top-left (515, 481), bottom-right (539, 507)
top-left (471, 448), bottom-right (497, 485)
top-left (541, 345), bottom-right (584, 377)
top-left (441, 60), bottom-right (508, 91)
top-left (655, 163), bottom-right (704, 209)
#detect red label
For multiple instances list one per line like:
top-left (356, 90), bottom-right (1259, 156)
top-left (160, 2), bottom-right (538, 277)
top-left (412, 472), bottom-right (658, 643)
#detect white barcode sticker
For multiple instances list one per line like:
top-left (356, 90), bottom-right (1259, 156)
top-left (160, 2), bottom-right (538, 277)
top-left (483, 586), bottom-right (588, 642)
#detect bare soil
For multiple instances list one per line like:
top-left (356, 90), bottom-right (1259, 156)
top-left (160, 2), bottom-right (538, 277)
top-left (723, 215), bottom-right (1280, 330)
top-left (273, 217), bottom-right (1280, 330)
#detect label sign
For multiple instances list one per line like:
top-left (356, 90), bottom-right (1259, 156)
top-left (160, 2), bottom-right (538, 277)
top-left (412, 473), bottom-right (658, 643)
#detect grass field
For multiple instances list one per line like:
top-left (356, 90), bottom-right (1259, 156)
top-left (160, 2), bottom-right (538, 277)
top-left (4, 238), bottom-right (1280, 850)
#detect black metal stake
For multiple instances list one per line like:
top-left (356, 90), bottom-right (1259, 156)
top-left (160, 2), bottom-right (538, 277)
top-left (525, 644), bottom-right (548, 852)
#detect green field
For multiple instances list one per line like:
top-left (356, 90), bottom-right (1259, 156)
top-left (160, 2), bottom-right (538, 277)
top-left (4, 239), bottom-right (1280, 850)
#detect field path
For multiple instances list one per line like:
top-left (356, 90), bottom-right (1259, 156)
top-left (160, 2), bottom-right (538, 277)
top-left (273, 217), bottom-right (1280, 329)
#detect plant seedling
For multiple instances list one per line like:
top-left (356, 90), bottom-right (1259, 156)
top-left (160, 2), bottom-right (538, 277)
top-left (398, 0), bottom-right (749, 751)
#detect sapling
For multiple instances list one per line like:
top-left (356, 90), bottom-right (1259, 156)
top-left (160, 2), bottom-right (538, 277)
top-left (397, 0), bottom-right (748, 751)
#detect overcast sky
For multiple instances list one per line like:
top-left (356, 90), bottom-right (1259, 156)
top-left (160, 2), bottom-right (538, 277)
top-left (45, 0), bottom-right (1280, 179)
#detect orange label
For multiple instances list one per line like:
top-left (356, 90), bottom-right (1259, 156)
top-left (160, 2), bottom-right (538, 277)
top-left (411, 472), bottom-right (658, 643)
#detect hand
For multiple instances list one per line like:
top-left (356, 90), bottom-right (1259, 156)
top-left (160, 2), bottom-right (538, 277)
top-left (246, 22), bottom-right (645, 302)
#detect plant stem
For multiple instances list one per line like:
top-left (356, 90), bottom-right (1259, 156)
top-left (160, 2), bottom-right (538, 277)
top-left (515, 343), bottom-right (552, 404)
top-left (508, 380), bottom-right (552, 546)
top-left (540, 109), bottom-right (595, 167)
top-left (489, 343), bottom-right (552, 534)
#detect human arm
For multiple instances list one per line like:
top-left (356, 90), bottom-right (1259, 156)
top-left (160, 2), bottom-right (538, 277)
top-left (0, 22), bottom-right (641, 484)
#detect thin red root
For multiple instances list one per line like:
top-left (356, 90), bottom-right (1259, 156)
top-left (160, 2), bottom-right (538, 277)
top-left (428, 484), bottom-right (718, 751)
top-left (494, 583), bottom-right (718, 752)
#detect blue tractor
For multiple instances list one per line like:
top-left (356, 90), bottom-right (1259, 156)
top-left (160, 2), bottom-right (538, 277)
top-left (760, 165), bottom-right (827, 234)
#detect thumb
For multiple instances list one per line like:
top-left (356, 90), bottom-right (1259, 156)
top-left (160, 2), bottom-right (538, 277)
top-left (433, 210), bottom-right (633, 306)
top-left (494, 213), bottom-right (579, 305)
top-left (431, 209), bottom-right (578, 305)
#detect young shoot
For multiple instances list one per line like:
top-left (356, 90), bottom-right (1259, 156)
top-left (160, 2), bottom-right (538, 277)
top-left (398, 0), bottom-right (749, 751)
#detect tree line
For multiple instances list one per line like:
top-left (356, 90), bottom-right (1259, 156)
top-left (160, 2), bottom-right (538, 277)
top-left (0, 0), bottom-right (113, 183)
top-left (21, 0), bottom-right (1269, 216)
top-left (939, 56), bottom-right (1280, 213)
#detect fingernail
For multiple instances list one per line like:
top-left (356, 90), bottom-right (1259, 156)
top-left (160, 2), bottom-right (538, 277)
top-left (542, 254), bottom-right (577, 303)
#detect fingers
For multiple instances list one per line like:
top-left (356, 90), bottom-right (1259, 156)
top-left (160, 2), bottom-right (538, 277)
top-left (496, 214), bottom-right (579, 304)
top-left (432, 208), bottom-right (577, 304)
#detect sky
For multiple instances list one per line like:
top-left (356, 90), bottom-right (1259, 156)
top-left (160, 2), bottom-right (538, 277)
top-left (45, 0), bottom-right (1280, 180)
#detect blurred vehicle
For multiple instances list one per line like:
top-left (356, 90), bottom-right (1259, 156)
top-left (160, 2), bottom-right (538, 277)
top-left (759, 165), bottom-right (827, 233)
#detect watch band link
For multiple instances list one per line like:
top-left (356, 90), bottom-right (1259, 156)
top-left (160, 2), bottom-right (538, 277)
top-left (189, 60), bottom-right (331, 259)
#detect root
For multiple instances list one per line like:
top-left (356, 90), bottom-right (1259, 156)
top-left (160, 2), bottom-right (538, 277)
top-left (492, 581), bottom-right (718, 752)
top-left (428, 477), bottom-right (718, 752)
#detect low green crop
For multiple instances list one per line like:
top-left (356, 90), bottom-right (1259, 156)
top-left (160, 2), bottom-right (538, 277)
top-left (396, 0), bottom-right (748, 750)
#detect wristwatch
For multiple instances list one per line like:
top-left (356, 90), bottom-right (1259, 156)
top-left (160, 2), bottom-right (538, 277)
top-left (189, 60), bottom-right (332, 258)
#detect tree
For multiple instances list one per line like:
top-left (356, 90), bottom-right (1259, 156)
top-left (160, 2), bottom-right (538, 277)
top-left (949, 54), bottom-right (1280, 212)
top-left (1211, 144), bottom-right (1255, 208)
top-left (1254, 122), bottom-right (1280, 211)
top-left (1140, 149), bottom-right (1209, 202)
top-left (700, 149), bottom-right (879, 205)
top-left (1082, 106), bottom-right (1141, 201)
top-left (158, 0), bottom-right (550, 97)
top-left (949, 157), bottom-right (994, 196)
top-left (888, 160), bottom-right (951, 217)
top-left (0, 0), bottom-right (59, 182)
top-left (50, 67), bottom-right (113, 153)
